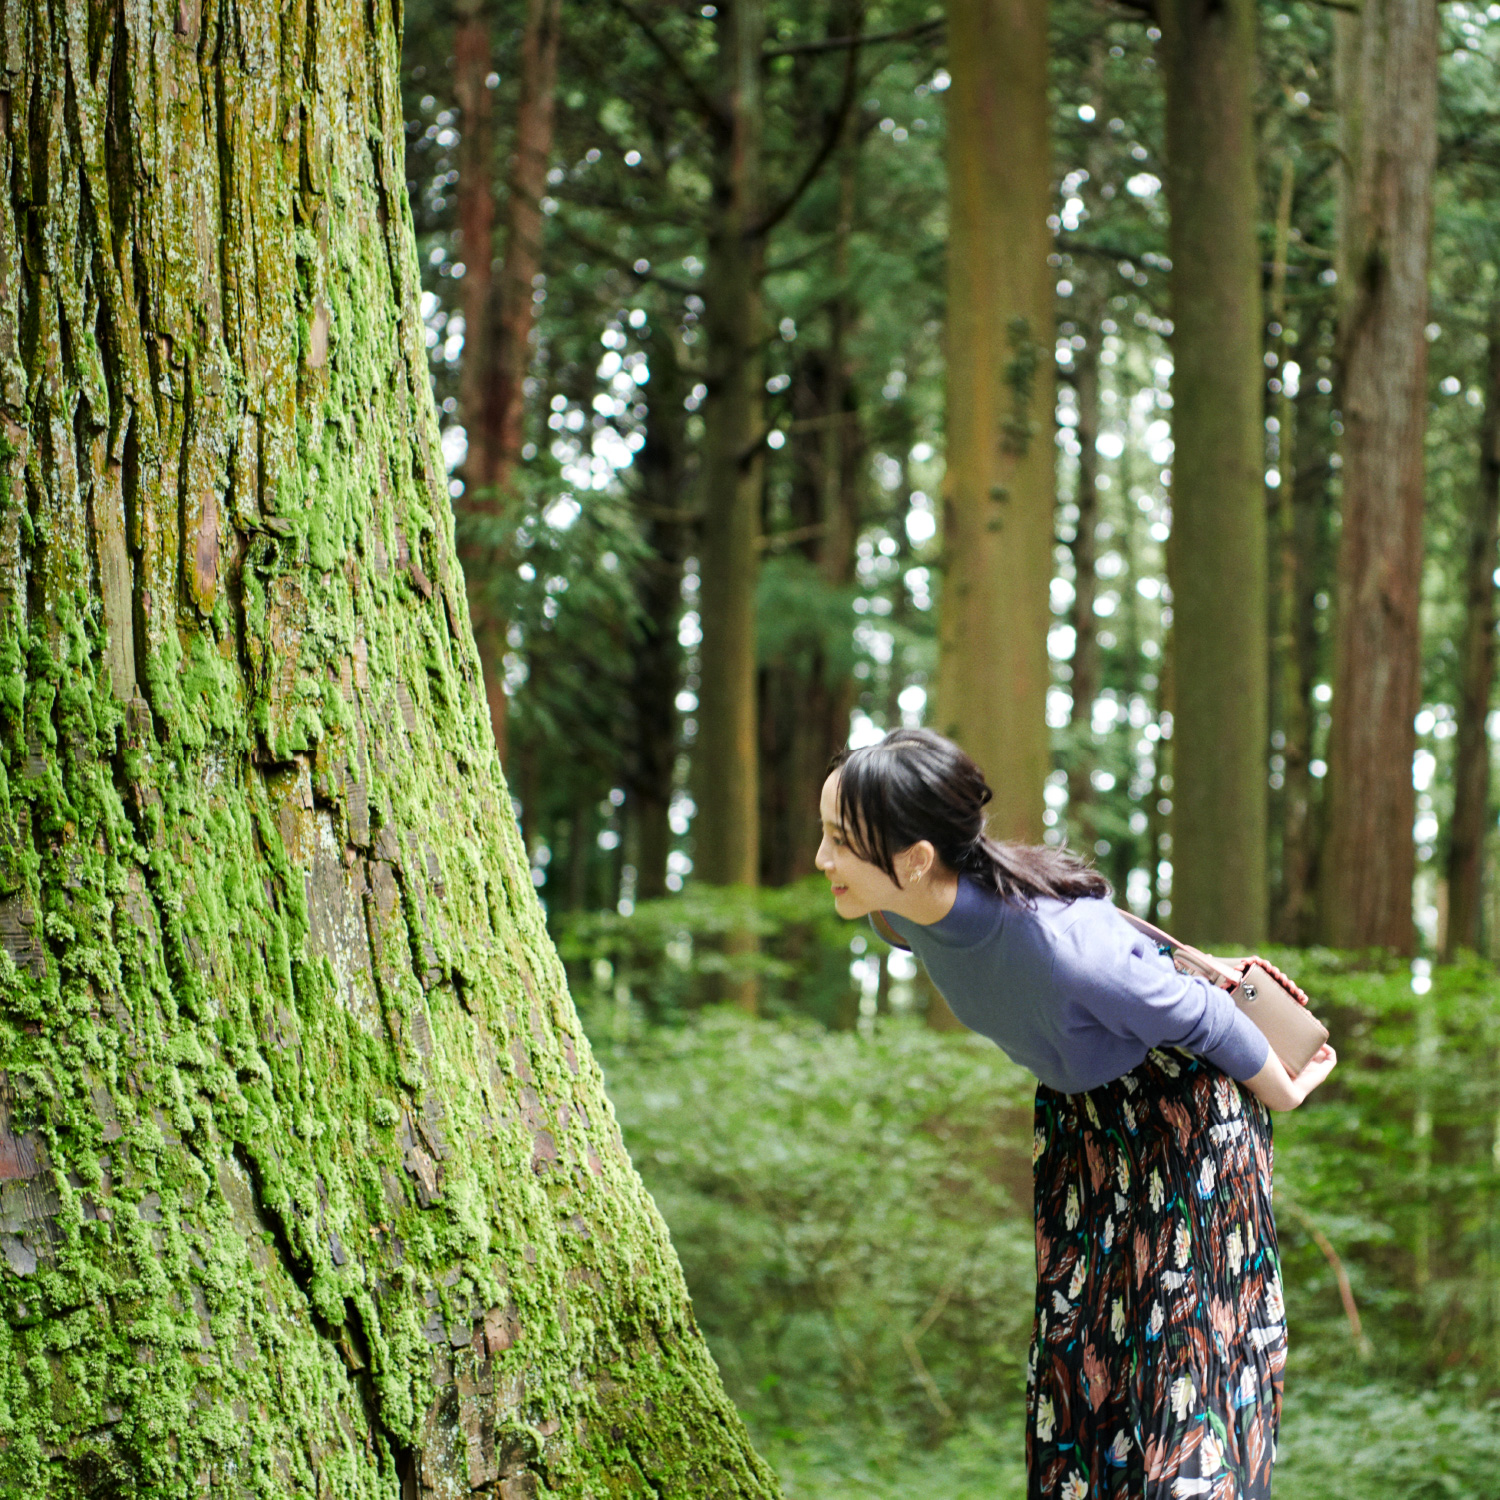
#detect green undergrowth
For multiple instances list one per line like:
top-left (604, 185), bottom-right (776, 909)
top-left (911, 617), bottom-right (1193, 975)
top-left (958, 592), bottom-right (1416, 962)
top-left (584, 962), bottom-right (1500, 1498)
top-left (554, 878), bottom-right (869, 1028)
top-left (751, 1381), bottom-right (1500, 1500)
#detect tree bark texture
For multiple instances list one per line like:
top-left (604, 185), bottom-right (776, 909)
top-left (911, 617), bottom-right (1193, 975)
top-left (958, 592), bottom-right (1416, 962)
top-left (454, 8), bottom-right (495, 488)
top-left (1158, 0), bottom-right (1267, 947)
top-left (1443, 296), bottom-right (1500, 958)
top-left (1065, 279), bottom-right (1104, 848)
top-left (1272, 318), bottom-right (1336, 946)
top-left (1321, 0), bottom-right (1437, 953)
top-left (458, 0), bottom-right (562, 764)
top-left (629, 324), bottom-right (692, 903)
top-left (1062, 41), bottom-right (1108, 851)
top-left (758, 151), bottom-right (860, 890)
top-left (936, 0), bottom-right (1053, 843)
top-left (0, 0), bottom-right (779, 1493)
top-left (695, 0), bottom-right (764, 889)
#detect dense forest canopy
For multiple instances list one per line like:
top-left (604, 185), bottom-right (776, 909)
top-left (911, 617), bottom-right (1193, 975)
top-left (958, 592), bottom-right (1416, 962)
top-left (403, 0), bottom-right (1500, 968)
top-left (402, 0), bottom-right (1500, 1485)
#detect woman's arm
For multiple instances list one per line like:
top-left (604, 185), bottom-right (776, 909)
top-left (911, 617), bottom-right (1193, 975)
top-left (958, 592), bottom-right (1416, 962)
top-left (1241, 1043), bottom-right (1338, 1112)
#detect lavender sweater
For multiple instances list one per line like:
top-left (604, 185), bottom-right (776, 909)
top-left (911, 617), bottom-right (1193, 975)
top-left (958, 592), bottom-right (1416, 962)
top-left (879, 880), bottom-right (1269, 1094)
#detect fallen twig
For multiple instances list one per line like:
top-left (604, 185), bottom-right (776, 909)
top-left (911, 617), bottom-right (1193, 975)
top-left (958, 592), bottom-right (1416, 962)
top-left (1280, 1195), bottom-right (1373, 1359)
top-left (901, 1272), bottom-right (960, 1424)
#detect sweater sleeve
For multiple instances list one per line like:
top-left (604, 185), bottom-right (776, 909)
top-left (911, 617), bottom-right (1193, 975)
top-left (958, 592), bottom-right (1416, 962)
top-left (1050, 909), bottom-right (1270, 1082)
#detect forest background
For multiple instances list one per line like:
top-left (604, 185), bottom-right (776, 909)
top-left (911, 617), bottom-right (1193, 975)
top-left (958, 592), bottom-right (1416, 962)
top-left (404, 0), bottom-right (1500, 1494)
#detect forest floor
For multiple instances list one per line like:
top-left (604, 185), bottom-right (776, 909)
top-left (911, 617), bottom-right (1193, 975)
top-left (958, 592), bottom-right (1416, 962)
top-left (589, 999), bottom-right (1500, 1500)
top-left (753, 1375), bottom-right (1500, 1498)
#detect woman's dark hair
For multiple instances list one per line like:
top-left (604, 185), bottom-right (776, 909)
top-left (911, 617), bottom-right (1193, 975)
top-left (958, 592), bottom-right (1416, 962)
top-left (829, 728), bottom-right (1110, 904)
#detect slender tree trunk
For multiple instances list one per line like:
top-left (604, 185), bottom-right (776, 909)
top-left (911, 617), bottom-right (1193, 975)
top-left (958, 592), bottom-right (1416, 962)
top-left (936, 0), bottom-right (1053, 841)
top-left (0, 0), bottom-right (779, 1491)
top-left (1320, 0), bottom-right (1438, 953)
top-left (760, 130), bottom-right (862, 888)
top-left (1063, 42), bottom-right (1109, 851)
top-left (631, 324), bottom-right (693, 902)
top-left (1149, 642), bottom-right (1174, 925)
top-left (1444, 296), bottom-right (1500, 958)
top-left (1275, 318), bottom-right (1336, 944)
top-left (1158, 0), bottom-right (1267, 947)
top-left (695, 0), bottom-right (764, 895)
top-left (568, 793), bottom-right (595, 911)
top-left (455, 5), bottom-right (495, 479)
top-left (1066, 282), bottom-right (1104, 847)
top-left (1266, 169), bottom-right (1337, 946)
top-left (760, 349), bottom-right (825, 887)
top-left (819, 122), bottom-right (862, 593)
top-left (1266, 157), bottom-right (1295, 920)
top-left (459, 0), bottom-right (562, 762)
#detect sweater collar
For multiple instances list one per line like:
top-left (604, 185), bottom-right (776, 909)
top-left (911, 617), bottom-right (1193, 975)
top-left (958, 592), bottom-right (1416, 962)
top-left (881, 875), bottom-right (998, 950)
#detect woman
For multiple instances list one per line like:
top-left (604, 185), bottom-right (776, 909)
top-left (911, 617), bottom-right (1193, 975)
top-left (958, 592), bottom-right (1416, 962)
top-left (814, 729), bottom-right (1335, 1500)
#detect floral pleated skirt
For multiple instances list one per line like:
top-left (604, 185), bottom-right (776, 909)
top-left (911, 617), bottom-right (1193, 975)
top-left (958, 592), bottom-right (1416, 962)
top-left (1027, 1049), bottom-right (1285, 1499)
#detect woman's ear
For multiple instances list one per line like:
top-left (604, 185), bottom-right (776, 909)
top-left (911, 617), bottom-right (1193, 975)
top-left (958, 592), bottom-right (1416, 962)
top-left (896, 839), bottom-right (938, 885)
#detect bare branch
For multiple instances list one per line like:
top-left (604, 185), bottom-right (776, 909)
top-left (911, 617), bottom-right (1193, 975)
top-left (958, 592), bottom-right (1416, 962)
top-left (758, 521), bottom-right (826, 553)
top-left (553, 214), bottom-right (703, 295)
top-left (763, 16), bottom-right (944, 59)
top-left (755, 15), bottom-right (863, 239)
top-left (1279, 1197), bottom-right (1372, 1358)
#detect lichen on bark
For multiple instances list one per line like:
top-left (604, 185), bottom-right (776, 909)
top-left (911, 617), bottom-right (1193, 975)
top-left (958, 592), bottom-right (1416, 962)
top-left (0, 0), bottom-right (779, 1494)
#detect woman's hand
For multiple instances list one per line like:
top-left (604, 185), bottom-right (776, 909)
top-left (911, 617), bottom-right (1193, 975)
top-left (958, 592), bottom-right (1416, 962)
top-left (1220, 955), bottom-right (1312, 1007)
top-left (1242, 1042), bottom-right (1338, 1112)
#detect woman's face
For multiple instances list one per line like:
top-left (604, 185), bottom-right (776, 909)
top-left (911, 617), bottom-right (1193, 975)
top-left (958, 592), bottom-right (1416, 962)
top-left (815, 771), bottom-right (911, 919)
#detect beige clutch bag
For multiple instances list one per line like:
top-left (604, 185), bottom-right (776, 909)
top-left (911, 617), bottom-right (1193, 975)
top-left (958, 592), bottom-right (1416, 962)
top-left (1118, 910), bottom-right (1330, 1078)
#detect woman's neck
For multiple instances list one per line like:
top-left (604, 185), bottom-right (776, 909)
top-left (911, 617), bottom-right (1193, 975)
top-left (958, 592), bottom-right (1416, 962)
top-left (885, 865), bottom-right (961, 926)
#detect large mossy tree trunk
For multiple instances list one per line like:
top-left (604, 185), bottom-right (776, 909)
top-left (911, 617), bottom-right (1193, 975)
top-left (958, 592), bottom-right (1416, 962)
top-left (1158, 0), bottom-right (1267, 947)
top-left (0, 0), bottom-right (779, 1493)
top-left (935, 0), bottom-right (1053, 842)
top-left (1443, 293), bottom-right (1500, 959)
top-left (1320, 0), bottom-right (1437, 952)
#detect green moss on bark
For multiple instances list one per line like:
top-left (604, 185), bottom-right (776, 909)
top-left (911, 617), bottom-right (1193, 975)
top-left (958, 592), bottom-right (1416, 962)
top-left (0, 0), bottom-right (779, 1493)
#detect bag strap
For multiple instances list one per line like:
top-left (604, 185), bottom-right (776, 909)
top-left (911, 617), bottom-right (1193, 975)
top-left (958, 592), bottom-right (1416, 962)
top-left (869, 909), bottom-right (911, 951)
top-left (871, 901), bottom-right (1238, 990)
top-left (1115, 907), bottom-right (1240, 989)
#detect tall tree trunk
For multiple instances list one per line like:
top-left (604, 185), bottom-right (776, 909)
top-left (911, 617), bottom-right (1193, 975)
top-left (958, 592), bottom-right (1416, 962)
top-left (1275, 317), bottom-right (1337, 944)
top-left (0, 0), bottom-right (777, 1491)
top-left (1063, 41), bottom-right (1108, 852)
top-left (1444, 295), bottom-right (1500, 958)
top-left (1320, 0), bottom-right (1437, 953)
top-left (454, 4), bottom-right (495, 478)
top-left (1158, 0), bottom-right (1267, 947)
top-left (936, 0), bottom-right (1053, 841)
top-left (1066, 280), bottom-right (1104, 849)
top-left (459, 0), bottom-right (562, 762)
top-left (1266, 157), bottom-right (1295, 925)
top-left (695, 0), bottom-right (764, 895)
top-left (759, 130), bottom-right (861, 888)
top-left (631, 324), bottom-right (693, 903)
